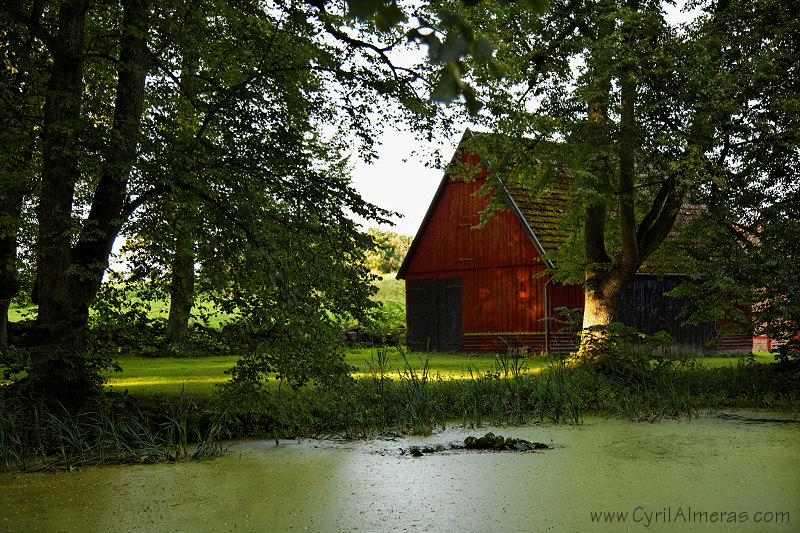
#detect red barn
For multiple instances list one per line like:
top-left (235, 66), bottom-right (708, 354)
top-left (397, 131), bottom-right (753, 354)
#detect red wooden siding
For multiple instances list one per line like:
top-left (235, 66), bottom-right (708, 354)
top-left (402, 179), bottom-right (542, 275)
top-left (401, 159), bottom-right (584, 352)
top-left (550, 282), bottom-right (585, 318)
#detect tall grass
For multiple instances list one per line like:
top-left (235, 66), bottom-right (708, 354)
top-left (357, 347), bottom-right (442, 435)
top-left (4, 352), bottom-right (795, 469)
top-left (533, 356), bottom-right (584, 424)
top-left (211, 348), bottom-right (798, 442)
top-left (0, 395), bottom-right (225, 472)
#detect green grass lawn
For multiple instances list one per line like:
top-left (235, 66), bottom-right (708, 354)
top-left (371, 272), bottom-right (405, 304)
top-left (105, 355), bottom-right (238, 396)
top-left (103, 348), bottom-right (776, 396)
top-left (105, 347), bottom-right (526, 395)
top-left (7, 303), bottom-right (35, 322)
top-left (698, 352), bottom-right (774, 368)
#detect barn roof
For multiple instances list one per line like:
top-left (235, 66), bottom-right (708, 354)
top-left (502, 179), bottom-right (572, 262)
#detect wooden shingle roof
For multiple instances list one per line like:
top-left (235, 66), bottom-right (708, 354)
top-left (502, 179), bottom-right (572, 258)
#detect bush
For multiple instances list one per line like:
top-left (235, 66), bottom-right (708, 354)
top-left (343, 302), bottom-right (406, 348)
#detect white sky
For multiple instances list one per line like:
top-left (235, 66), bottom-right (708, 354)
top-left (348, 126), bottom-right (465, 237)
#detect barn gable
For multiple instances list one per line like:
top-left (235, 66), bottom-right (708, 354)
top-left (398, 155), bottom-right (544, 276)
top-left (398, 131), bottom-right (583, 353)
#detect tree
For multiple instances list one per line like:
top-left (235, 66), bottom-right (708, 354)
top-left (664, 0), bottom-right (800, 359)
top-left (117, 0), bottom-right (407, 359)
top-left (364, 228), bottom-right (412, 273)
top-left (5, 0), bottom-right (492, 407)
top-left (668, 198), bottom-right (800, 362)
top-left (0, 11), bottom-right (46, 347)
top-left (445, 0), bottom-right (798, 354)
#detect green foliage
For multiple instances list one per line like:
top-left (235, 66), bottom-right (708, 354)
top-left (1, 338), bottom-right (121, 413)
top-left (345, 301), bottom-right (406, 347)
top-left (222, 311), bottom-right (354, 391)
top-left (668, 202), bottom-right (800, 364)
top-left (363, 228), bottom-right (412, 274)
top-left (88, 282), bottom-right (168, 357)
top-left (0, 344), bottom-right (28, 381)
top-left (207, 352), bottom-right (796, 440)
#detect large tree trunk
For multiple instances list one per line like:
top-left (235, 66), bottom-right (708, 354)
top-left (34, 0), bottom-right (89, 351)
top-left (166, 233), bottom-right (195, 343)
top-left (68, 0), bottom-right (149, 323)
top-left (165, 45), bottom-right (200, 346)
top-left (30, 0), bottom-right (149, 408)
top-left (29, 0), bottom-right (93, 409)
top-left (577, 0), bottom-right (642, 356)
top-left (574, 0), bottom-right (686, 359)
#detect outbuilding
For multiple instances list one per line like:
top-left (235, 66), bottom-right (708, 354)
top-left (396, 131), bottom-right (752, 354)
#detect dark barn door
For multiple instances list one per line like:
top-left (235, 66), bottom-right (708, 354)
top-left (614, 276), bottom-right (714, 352)
top-left (406, 278), bottom-right (463, 352)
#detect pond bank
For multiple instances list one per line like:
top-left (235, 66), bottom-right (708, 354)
top-left (1, 410), bottom-right (798, 532)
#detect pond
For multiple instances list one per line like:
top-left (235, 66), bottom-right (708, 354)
top-left (1, 410), bottom-right (798, 532)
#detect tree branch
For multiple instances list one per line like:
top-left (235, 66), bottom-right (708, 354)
top-left (26, 0), bottom-right (55, 50)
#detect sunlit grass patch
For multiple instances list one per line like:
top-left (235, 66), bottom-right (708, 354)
top-left (346, 346), bottom-right (549, 374)
top-left (93, 349), bottom-right (780, 397)
top-left (103, 348), bottom-right (551, 395)
top-left (697, 352), bottom-right (773, 368)
top-left (106, 377), bottom-right (228, 395)
top-left (105, 356), bottom-right (237, 395)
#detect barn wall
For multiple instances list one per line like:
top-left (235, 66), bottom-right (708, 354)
top-left (401, 157), bottom-right (586, 352)
top-left (613, 276), bottom-right (756, 354)
top-left (404, 266), bottom-right (548, 336)
top-left (401, 167), bottom-right (556, 348)
top-left (614, 276), bottom-right (711, 352)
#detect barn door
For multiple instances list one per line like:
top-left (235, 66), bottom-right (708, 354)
top-left (406, 278), bottom-right (463, 352)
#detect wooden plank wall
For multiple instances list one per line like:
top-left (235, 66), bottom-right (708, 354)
top-left (402, 165), bottom-right (587, 352)
top-left (403, 172), bottom-right (555, 338)
top-left (614, 276), bottom-right (716, 352)
top-left (402, 177), bottom-right (541, 274)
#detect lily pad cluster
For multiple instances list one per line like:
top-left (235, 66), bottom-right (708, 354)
top-left (401, 432), bottom-right (551, 456)
top-left (464, 432), bottom-right (549, 451)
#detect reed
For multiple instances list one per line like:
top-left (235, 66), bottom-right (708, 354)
top-left (393, 351), bottom-right (441, 434)
top-left (0, 396), bottom-right (225, 472)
